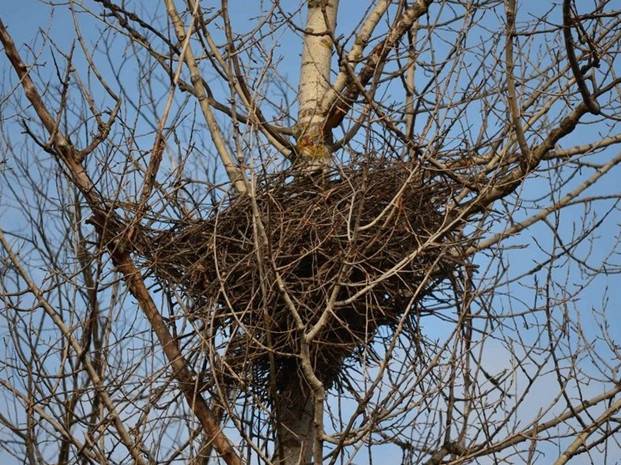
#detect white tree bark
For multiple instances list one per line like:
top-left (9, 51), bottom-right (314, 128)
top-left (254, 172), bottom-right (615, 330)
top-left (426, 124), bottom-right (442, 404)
top-left (296, 0), bottom-right (339, 169)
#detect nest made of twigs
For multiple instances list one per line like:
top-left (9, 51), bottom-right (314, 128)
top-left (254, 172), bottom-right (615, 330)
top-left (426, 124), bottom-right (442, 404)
top-left (139, 158), bottom-right (468, 395)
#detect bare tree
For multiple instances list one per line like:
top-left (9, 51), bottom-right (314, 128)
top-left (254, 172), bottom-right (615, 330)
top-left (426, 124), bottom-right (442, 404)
top-left (1, 1), bottom-right (620, 464)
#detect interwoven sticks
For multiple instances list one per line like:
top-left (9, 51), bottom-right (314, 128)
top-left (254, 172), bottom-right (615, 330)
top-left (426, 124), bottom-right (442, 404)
top-left (140, 160), bottom-right (468, 395)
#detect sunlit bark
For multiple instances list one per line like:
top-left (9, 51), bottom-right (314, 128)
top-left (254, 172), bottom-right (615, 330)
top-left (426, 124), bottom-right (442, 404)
top-left (296, 0), bottom-right (339, 170)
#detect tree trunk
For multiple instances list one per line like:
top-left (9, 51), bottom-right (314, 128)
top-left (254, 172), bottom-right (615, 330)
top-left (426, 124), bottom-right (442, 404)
top-left (296, 0), bottom-right (339, 171)
top-left (274, 380), bottom-right (314, 465)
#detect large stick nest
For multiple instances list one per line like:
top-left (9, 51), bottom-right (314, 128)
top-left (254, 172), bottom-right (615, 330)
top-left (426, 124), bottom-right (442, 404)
top-left (139, 159), bottom-right (469, 395)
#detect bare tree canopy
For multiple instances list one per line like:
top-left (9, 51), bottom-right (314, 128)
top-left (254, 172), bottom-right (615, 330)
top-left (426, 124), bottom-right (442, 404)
top-left (1, 1), bottom-right (620, 464)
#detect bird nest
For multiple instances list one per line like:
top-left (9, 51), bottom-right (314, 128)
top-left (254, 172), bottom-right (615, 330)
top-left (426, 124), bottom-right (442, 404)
top-left (139, 159), bottom-right (469, 395)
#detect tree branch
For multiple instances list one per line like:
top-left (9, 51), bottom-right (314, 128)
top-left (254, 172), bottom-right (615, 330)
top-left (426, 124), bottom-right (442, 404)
top-left (563, 0), bottom-right (600, 114)
top-left (0, 20), bottom-right (244, 465)
top-left (323, 0), bottom-right (433, 130)
top-left (164, 0), bottom-right (247, 194)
